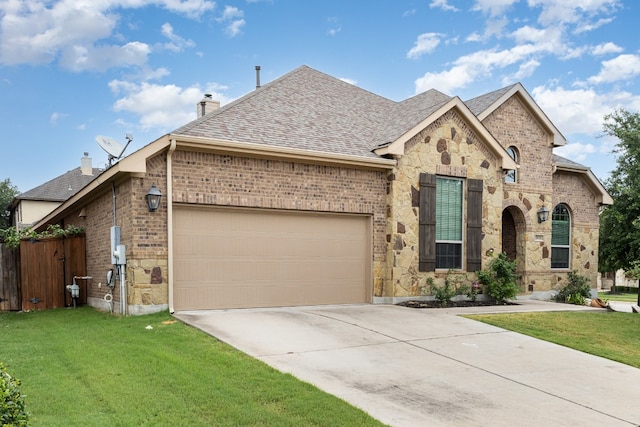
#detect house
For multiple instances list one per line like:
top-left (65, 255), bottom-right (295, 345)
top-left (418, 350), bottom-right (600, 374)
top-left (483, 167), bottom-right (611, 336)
top-left (32, 65), bottom-right (612, 315)
top-left (11, 153), bottom-right (99, 230)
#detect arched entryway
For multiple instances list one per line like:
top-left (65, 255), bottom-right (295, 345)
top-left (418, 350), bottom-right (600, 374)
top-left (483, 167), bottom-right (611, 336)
top-left (502, 209), bottom-right (517, 261)
top-left (501, 206), bottom-right (527, 288)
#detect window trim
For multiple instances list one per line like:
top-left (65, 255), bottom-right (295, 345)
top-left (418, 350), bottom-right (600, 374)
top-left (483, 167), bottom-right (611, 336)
top-left (505, 146), bottom-right (518, 183)
top-left (435, 176), bottom-right (464, 270)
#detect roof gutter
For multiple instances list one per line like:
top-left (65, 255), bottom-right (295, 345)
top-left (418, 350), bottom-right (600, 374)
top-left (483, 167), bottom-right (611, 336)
top-left (169, 134), bottom-right (397, 170)
top-left (555, 163), bottom-right (613, 205)
top-left (32, 137), bottom-right (171, 231)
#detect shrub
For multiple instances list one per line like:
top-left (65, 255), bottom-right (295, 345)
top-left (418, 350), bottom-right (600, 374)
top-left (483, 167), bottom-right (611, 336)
top-left (476, 252), bottom-right (518, 304)
top-left (431, 272), bottom-right (468, 307)
top-left (0, 363), bottom-right (29, 426)
top-left (555, 271), bottom-right (591, 304)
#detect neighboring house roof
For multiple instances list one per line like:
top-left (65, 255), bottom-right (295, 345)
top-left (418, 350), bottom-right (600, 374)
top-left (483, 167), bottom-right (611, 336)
top-left (465, 83), bottom-right (567, 147)
top-left (12, 167), bottom-right (101, 206)
top-left (553, 154), bottom-right (612, 205)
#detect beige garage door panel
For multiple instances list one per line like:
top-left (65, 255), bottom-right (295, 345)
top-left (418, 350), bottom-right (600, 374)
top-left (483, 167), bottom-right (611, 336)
top-left (173, 207), bottom-right (371, 310)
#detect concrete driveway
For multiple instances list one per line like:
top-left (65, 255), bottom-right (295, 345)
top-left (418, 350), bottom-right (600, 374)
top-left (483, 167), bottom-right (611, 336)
top-left (174, 302), bottom-right (640, 427)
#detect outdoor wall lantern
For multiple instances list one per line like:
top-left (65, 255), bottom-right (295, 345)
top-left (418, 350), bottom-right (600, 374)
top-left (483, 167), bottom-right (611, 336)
top-left (146, 183), bottom-right (162, 212)
top-left (537, 205), bottom-right (550, 223)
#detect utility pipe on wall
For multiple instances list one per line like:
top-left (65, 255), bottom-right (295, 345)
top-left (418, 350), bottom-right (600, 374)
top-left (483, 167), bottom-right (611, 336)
top-left (167, 139), bottom-right (177, 314)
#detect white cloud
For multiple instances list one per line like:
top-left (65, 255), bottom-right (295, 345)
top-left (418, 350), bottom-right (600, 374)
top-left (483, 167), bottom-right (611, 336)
top-left (415, 42), bottom-right (550, 93)
top-left (472, 0), bottom-right (519, 17)
top-left (59, 41), bottom-right (151, 71)
top-left (339, 77), bottom-right (357, 85)
top-left (531, 85), bottom-right (640, 136)
top-left (407, 33), bottom-right (442, 59)
top-left (217, 6), bottom-right (245, 37)
top-left (528, 0), bottom-right (620, 27)
top-left (326, 17), bottom-right (341, 36)
top-left (109, 79), bottom-right (231, 131)
top-left (429, 0), bottom-right (459, 12)
top-left (0, 0), bottom-right (214, 68)
top-left (587, 54), bottom-right (640, 85)
top-left (591, 42), bottom-right (623, 56)
top-left (554, 142), bottom-right (596, 162)
top-left (50, 112), bottom-right (68, 125)
top-left (160, 22), bottom-right (195, 52)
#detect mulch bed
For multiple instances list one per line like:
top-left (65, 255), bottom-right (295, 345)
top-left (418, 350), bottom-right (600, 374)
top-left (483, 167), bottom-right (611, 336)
top-left (397, 300), bottom-right (518, 309)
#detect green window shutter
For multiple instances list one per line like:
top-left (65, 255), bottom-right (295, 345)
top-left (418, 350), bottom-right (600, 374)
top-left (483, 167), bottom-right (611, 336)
top-left (419, 173), bottom-right (436, 271)
top-left (466, 179), bottom-right (483, 272)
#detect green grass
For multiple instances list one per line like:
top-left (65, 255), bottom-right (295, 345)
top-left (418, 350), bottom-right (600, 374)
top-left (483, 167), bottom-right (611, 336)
top-left (0, 307), bottom-right (386, 427)
top-left (598, 289), bottom-right (639, 303)
top-left (465, 311), bottom-right (640, 369)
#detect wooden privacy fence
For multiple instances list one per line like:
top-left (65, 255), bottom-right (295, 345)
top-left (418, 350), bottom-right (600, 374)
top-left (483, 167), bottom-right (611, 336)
top-left (0, 235), bottom-right (86, 311)
top-left (0, 243), bottom-right (20, 311)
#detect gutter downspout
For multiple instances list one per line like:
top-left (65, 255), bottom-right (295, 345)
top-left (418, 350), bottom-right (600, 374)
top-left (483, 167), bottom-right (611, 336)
top-left (167, 139), bottom-right (177, 314)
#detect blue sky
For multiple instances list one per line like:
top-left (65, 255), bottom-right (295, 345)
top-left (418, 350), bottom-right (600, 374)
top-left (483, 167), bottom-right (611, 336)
top-left (1, 0), bottom-right (638, 193)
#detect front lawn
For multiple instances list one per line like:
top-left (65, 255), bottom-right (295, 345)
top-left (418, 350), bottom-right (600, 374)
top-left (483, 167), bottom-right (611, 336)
top-left (465, 311), bottom-right (640, 368)
top-left (0, 307), bottom-right (385, 426)
top-left (598, 289), bottom-right (639, 303)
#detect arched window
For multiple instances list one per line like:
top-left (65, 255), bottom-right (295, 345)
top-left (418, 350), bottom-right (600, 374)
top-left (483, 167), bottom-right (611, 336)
top-left (505, 146), bottom-right (518, 183)
top-left (551, 204), bottom-right (570, 269)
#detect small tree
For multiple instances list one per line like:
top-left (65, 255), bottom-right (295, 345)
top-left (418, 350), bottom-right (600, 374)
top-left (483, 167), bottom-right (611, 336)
top-left (0, 178), bottom-right (20, 230)
top-left (477, 252), bottom-right (518, 304)
top-left (554, 271), bottom-right (591, 305)
top-left (598, 109), bottom-right (640, 305)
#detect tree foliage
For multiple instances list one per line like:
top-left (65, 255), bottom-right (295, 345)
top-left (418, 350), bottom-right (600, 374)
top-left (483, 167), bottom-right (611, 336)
top-left (0, 178), bottom-right (19, 230)
top-left (598, 110), bottom-right (640, 275)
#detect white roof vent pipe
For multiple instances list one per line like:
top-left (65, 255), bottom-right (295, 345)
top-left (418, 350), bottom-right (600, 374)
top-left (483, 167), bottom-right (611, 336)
top-left (255, 65), bottom-right (261, 89)
top-left (81, 152), bottom-right (93, 176)
top-left (197, 94), bottom-right (220, 118)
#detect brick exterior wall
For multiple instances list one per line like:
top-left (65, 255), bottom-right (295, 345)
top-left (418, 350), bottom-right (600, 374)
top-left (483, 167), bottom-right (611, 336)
top-left (170, 150), bottom-right (388, 295)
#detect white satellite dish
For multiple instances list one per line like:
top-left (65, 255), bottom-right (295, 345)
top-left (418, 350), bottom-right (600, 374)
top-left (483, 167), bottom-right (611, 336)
top-left (95, 134), bottom-right (132, 166)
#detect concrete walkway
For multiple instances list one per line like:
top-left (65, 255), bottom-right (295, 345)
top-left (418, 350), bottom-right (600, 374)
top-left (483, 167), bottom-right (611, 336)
top-left (175, 301), bottom-right (640, 427)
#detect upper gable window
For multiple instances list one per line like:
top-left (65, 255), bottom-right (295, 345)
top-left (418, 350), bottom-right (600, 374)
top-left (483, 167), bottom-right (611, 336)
top-left (505, 146), bottom-right (518, 183)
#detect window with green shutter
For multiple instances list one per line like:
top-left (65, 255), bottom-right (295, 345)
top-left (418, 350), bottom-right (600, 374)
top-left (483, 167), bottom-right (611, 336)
top-left (551, 204), bottom-right (570, 269)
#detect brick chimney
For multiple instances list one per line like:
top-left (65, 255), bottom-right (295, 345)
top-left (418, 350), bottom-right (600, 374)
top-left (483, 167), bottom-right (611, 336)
top-left (80, 152), bottom-right (93, 176)
top-left (197, 94), bottom-right (220, 118)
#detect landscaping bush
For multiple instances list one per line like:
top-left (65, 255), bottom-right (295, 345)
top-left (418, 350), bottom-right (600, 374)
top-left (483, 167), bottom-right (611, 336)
top-left (555, 271), bottom-right (591, 304)
top-left (476, 252), bottom-right (518, 304)
top-left (0, 363), bottom-right (29, 427)
top-left (429, 272), bottom-right (469, 307)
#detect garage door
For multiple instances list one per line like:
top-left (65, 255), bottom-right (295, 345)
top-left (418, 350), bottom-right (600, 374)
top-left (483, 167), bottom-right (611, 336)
top-left (173, 206), bottom-right (371, 310)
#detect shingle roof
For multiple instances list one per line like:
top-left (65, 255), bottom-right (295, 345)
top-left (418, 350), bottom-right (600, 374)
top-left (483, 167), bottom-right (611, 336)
top-left (173, 65), bottom-right (453, 158)
top-left (465, 84), bottom-right (518, 116)
top-left (552, 153), bottom-right (588, 170)
top-left (16, 167), bottom-right (101, 202)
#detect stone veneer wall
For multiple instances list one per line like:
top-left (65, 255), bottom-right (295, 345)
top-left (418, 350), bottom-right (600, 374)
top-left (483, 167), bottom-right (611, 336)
top-left (384, 110), bottom-right (505, 297)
